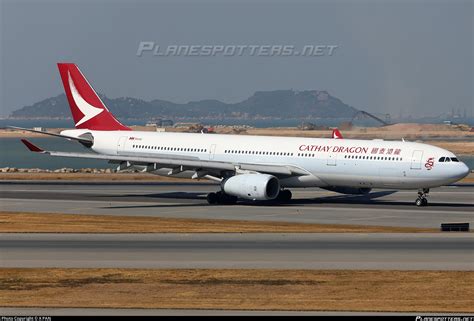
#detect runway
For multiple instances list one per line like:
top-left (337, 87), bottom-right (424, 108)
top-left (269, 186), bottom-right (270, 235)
top-left (1, 181), bottom-right (473, 228)
top-left (2, 182), bottom-right (473, 315)
top-left (1, 233), bottom-right (473, 270)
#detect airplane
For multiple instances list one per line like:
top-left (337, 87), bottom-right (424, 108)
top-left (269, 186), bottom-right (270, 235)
top-left (15, 63), bottom-right (470, 206)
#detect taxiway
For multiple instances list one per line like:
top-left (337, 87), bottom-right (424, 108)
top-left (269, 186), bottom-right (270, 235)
top-left (1, 181), bottom-right (473, 228)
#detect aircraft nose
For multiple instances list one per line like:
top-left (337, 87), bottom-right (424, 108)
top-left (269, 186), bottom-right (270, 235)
top-left (457, 162), bottom-right (470, 179)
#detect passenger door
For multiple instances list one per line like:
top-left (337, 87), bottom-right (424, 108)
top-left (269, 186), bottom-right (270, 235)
top-left (327, 153), bottom-right (337, 166)
top-left (209, 144), bottom-right (216, 160)
top-left (410, 150), bottom-right (423, 169)
top-left (116, 136), bottom-right (127, 155)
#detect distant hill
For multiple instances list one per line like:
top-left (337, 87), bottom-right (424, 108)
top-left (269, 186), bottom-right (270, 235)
top-left (10, 90), bottom-right (358, 120)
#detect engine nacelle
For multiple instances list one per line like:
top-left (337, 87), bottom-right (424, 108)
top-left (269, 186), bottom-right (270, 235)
top-left (322, 186), bottom-right (372, 195)
top-left (222, 174), bottom-right (280, 200)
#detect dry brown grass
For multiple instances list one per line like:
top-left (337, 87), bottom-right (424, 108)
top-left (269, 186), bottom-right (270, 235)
top-left (425, 141), bottom-right (474, 155)
top-left (0, 211), bottom-right (437, 233)
top-left (246, 124), bottom-right (474, 140)
top-left (1, 268), bottom-right (473, 312)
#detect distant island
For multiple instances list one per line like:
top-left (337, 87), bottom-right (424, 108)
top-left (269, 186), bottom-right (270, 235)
top-left (10, 90), bottom-right (359, 120)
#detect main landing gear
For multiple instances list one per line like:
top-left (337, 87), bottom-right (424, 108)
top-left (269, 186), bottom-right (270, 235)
top-left (415, 188), bottom-right (429, 207)
top-left (207, 191), bottom-right (238, 205)
top-left (206, 189), bottom-right (293, 205)
top-left (276, 189), bottom-right (292, 203)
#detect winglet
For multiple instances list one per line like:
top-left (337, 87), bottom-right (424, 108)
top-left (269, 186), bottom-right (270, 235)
top-left (21, 139), bottom-right (44, 152)
top-left (332, 128), bottom-right (343, 139)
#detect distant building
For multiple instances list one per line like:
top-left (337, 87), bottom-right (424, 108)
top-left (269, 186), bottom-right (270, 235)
top-left (146, 119), bottom-right (174, 127)
top-left (161, 119), bottom-right (174, 127)
top-left (174, 122), bottom-right (200, 128)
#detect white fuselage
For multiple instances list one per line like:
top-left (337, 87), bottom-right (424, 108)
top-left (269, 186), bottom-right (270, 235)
top-left (62, 129), bottom-right (470, 189)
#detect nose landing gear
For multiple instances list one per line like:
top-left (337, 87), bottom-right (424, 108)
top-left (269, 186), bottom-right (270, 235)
top-left (415, 188), bottom-right (429, 206)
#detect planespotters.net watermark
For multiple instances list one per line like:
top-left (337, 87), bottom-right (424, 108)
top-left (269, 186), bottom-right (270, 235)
top-left (136, 42), bottom-right (339, 57)
top-left (415, 317), bottom-right (474, 321)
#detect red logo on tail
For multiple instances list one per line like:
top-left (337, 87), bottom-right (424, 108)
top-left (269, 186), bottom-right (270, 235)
top-left (332, 129), bottom-right (343, 139)
top-left (57, 63), bottom-right (130, 131)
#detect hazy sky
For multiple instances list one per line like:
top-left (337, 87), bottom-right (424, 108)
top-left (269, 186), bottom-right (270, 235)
top-left (1, 0), bottom-right (472, 118)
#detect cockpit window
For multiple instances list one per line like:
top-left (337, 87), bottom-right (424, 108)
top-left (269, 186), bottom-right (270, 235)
top-left (439, 156), bottom-right (460, 163)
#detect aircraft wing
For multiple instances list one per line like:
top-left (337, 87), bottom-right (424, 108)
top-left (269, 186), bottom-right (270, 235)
top-left (20, 139), bottom-right (309, 178)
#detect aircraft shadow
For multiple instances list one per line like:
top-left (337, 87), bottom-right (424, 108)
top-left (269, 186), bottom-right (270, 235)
top-left (98, 190), bottom-right (473, 209)
top-left (102, 191), bottom-right (207, 200)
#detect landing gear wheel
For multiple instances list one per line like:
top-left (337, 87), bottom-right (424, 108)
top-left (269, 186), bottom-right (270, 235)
top-left (415, 188), bottom-right (429, 207)
top-left (277, 189), bottom-right (292, 202)
top-left (217, 191), bottom-right (238, 205)
top-left (208, 191), bottom-right (237, 205)
top-left (415, 198), bottom-right (424, 207)
top-left (207, 192), bottom-right (218, 205)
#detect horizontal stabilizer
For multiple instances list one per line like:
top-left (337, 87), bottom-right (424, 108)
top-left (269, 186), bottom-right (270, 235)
top-left (8, 126), bottom-right (93, 144)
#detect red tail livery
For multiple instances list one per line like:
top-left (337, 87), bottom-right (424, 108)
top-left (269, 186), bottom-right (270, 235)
top-left (57, 63), bottom-right (130, 131)
top-left (332, 128), bottom-right (343, 139)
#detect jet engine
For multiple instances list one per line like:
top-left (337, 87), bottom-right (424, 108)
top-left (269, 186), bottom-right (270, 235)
top-left (222, 174), bottom-right (280, 200)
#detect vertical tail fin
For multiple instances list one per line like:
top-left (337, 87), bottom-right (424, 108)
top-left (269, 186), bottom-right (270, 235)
top-left (332, 128), bottom-right (343, 139)
top-left (57, 63), bottom-right (130, 131)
